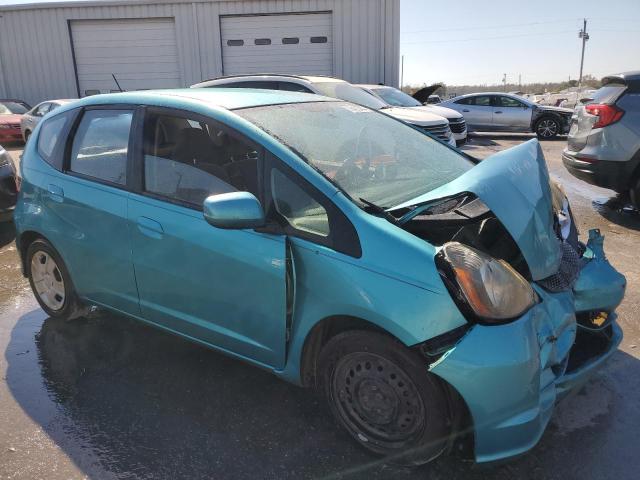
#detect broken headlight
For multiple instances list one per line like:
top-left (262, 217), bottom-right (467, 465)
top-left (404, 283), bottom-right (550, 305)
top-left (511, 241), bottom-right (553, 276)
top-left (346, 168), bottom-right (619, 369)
top-left (440, 242), bottom-right (537, 323)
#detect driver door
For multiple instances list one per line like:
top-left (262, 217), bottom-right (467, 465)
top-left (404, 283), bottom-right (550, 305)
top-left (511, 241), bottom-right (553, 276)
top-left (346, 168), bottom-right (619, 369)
top-left (128, 107), bottom-right (288, 368)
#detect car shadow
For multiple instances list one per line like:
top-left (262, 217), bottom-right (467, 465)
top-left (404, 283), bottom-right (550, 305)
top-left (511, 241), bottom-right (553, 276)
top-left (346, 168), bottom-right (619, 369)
top-left (5, 308), bottom-right (640, 479)
top-left (592, 195), bottom-right (640, 231)
top-left (0, 220), bottom-right (16, 248)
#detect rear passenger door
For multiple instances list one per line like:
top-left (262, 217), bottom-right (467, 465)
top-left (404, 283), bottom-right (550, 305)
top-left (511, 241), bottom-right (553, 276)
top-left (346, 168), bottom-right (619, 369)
top-left (454, 95), bottom-right (493, 129)
top-left (127, 107), bottom-right (288, 368)
top-left (492, 95), bottom-right (532, 130)
top-left (41, 106), bottom-right (139, 314)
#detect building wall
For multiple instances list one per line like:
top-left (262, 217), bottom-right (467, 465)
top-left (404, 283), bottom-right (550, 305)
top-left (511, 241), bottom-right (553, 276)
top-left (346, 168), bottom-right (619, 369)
top-left (0, 0), bottom-right (400, 104)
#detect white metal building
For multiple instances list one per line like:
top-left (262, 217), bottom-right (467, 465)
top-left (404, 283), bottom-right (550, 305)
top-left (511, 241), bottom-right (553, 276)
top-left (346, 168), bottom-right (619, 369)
top-left (0, 0), bottom-right (400, 105)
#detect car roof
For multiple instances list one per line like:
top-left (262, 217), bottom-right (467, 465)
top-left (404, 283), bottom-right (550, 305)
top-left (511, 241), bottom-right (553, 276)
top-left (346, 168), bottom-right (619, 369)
top-left (192, 74), bottom-right (345, 88)
top-left (602, 71), bottom-right (640, 86)
top-left (356, 84), bottom-right (390, 90)
top-left (66, 88), bottom-right (335, 111)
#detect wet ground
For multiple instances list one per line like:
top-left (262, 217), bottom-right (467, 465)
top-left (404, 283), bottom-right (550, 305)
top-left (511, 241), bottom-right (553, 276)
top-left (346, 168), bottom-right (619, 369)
top-left (1, 137), bottom-right (639, 479)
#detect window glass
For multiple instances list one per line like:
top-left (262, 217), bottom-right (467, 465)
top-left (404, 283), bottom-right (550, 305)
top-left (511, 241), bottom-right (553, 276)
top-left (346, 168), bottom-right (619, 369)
top-left (35, 103), bottom-right (51, 117)
top-left (238, 101), bottom-right (473, 209)
top-left (371, 87), bottom-right (422, 107)
top-left (271, 169), bottom-right (329, 237)
top-left (278, 82), bottom-right (313, 93)
top-left (38, 112), bottom-right (71, 162)
top-left (142, 112), bottom-right (260, 207)
top-left (474, 96), bottom-right (492, 106)
top-left (310, 36), bottom-right (328, 43)
top-left (282, 37), bottom-right (300, 45)
top-left (254, 38), bottom-right (271, 45)
top-left (454, 97), bottom-right (472, 105)
top-left (221, 81), bottom-right (277, 90)
top-left (70, 110), bottom-right (132, 185)
top-left (498, 96), bottom-right (525, 107)
top-left (312, 82), bottom-right (386, 110)
top-left (227, 39), bottom-right (244, 46)
top-left (0, 101), bottom-right (29, 115)
top-left (591, 84), bottom-right (627, 104)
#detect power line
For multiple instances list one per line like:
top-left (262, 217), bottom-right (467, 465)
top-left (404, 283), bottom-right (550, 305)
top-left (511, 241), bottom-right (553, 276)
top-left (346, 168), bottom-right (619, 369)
top-left (401, 18), bottom-right (580, 35)
top-left (401, 30), bottom-right (575, 45)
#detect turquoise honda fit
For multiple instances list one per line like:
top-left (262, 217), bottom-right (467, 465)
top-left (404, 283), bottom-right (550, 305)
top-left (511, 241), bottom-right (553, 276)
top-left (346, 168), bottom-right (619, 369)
top-left (14, 89), bottom-right (625, 465)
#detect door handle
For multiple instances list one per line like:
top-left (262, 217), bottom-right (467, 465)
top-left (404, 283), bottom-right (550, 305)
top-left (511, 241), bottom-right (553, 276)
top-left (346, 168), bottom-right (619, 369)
top-left (494, 111), bottom-right (503, 114)
top-left (46, 184), bottom-right (64, 203)
top-left (136, 216), bottom-right (164, 239)
top-left (462, 109), bottom-right (470, 112)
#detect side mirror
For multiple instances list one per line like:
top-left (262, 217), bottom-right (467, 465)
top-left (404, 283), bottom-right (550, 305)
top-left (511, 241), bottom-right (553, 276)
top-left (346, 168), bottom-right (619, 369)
top-left (203, 192), bottom-right (265, 229)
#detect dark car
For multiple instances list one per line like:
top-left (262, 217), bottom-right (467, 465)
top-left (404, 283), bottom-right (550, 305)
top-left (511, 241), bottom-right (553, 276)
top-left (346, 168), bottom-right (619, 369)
top-left (0, 99), bottom-right (31, 144)
top-left (0, 145), bottom-right (18, 221)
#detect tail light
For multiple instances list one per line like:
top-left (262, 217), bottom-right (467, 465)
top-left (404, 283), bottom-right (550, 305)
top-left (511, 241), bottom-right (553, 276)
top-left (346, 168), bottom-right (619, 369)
top-left (585, 104), bottom-right (624, 128)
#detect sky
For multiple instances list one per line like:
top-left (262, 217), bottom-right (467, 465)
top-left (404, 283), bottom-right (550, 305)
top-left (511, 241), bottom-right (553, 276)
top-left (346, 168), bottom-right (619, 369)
top-left (1, 0), bottom-right (638, 87)
top-left (400, 0), bottom-right (640, 86)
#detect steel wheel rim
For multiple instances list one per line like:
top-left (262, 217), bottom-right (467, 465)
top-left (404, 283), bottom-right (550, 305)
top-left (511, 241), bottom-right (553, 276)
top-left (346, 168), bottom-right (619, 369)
top-left (332, 352), bottom-right (425, 448)
top-left (538, 119), bottom-right (558, 137)
top-left (31, 251), bottom-right (65, 311)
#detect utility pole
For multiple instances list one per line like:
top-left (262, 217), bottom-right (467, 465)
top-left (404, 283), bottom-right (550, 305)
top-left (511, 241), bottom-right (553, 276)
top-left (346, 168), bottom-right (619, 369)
top-left (578, 18), bottom-right (589, 89)
top-left (502, 73), bottom-right (507, 92)
top-left (400, 55), bottom-right (404, 89)
top-left (518, 74), bottom-right (522, 90)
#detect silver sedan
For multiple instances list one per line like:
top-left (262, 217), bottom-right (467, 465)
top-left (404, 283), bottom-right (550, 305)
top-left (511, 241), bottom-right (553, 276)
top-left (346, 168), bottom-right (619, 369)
top-left (440, 93), bottom-right (573, 139)
top-left (21, 99), bottom-right (75, 142)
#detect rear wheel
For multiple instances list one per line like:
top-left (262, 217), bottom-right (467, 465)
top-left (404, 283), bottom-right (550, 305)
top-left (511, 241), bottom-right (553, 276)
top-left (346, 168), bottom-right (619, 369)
top-left (24, 130), bottom-right (31, 143)
top-left (26, 238), bottom-right (83, 320)
top-left (630, 175), bottom-right (640, 208)
top-left (319, 331), bottom-right (451, 465)
top-left (535, 116), bottom-right (560, 139)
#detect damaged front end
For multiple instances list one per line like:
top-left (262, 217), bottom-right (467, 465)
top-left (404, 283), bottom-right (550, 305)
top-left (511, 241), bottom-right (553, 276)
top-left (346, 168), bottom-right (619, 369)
top-left (390, 140), bottom-right (626, 463)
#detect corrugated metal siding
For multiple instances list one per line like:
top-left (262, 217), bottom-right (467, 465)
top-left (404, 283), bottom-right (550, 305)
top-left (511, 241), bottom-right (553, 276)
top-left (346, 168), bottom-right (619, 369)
top-left (0, 0), bottom-right (399, 104)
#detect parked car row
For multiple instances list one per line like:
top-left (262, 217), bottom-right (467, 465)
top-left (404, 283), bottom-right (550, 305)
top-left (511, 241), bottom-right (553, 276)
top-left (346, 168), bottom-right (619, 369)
top-left (0, 98), bottom-right (75, 145)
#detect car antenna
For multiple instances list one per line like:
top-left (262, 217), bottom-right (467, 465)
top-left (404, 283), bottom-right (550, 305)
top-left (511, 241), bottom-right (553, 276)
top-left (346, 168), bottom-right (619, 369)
top-left (112, 74), bottom-right (125, 92)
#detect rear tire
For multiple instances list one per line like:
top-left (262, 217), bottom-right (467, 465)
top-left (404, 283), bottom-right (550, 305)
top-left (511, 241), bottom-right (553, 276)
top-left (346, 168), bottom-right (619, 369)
top-left (630, 175), bottom-right (640, 208)
top-left (319, 330), bottom-right (451, 466)
top-left (535, 116), bottom-right (560, 139)
top-left (26, 238), bottom-right (84, 320)
top-left (24, 130), bottom-right (31, 143)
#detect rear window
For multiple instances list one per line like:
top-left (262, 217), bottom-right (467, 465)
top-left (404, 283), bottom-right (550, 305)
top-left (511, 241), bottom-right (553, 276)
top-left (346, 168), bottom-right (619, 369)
top-left (37, 110), bottom-right (75, 168)
top-left (591, 84), bottom-right (627, 104)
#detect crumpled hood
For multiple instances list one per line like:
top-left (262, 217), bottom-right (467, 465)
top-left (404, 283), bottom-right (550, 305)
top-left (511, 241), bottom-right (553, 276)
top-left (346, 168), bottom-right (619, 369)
top-left (383, 106), bottom-right (448, 127)
top-left (393, 139), bottom-right (561, 280)
top-left (536, 105), bottom-right (573, 115)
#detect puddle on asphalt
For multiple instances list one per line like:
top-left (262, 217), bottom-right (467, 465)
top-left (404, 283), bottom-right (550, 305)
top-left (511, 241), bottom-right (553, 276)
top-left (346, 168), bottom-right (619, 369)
top-left (591, 196), bottom-right (640, 231)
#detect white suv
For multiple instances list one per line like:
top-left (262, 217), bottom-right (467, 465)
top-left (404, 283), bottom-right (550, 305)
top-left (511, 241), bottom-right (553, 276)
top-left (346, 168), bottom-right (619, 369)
top-left (191, 75), bottom-right (456, 147)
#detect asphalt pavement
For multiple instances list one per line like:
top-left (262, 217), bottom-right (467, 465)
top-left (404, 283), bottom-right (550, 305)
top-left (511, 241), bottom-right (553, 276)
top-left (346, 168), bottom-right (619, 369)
top-left (0, 136), bottom-right (638, 480)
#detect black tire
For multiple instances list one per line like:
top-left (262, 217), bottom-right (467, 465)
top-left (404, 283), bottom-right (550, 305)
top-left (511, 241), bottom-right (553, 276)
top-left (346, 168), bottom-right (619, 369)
top-left (26, 238), bottom-right (84, 320)
top-left (24, 130), bottom-right (31, 143)
top-left (630, 175), bottom-right (640, 208)
top-left (319, 330), bottom-right (451, 466)
top-left (534, 116), bottom-right (560, 139)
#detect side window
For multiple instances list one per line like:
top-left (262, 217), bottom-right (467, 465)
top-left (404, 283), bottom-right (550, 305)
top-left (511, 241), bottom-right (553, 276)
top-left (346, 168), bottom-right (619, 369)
top-left (455, 97), bottom-right (473, 105)
top-left (221, 81), bottom-right (278, 90)
top-left (271, 169), bottom-right (329, 237)
top-left (498, 96), bottom-right (525, 108)
top-left (474, 96), bottom-right (492, 106)
top-left (37, 111), bottom-right (74, 166)
top-left (70, 109), bottom-right (133, 185)
top-left (278, 82), bottom-right (313, 93)
top-left (35, 103), bottom-right (51, 117)
top-left (142, 111), bottom-right (261, 208)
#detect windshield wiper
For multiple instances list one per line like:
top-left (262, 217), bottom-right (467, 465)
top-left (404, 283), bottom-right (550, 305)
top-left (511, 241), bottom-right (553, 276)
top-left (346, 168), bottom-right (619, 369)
top-left (359, 198), bottom-right (398, 224)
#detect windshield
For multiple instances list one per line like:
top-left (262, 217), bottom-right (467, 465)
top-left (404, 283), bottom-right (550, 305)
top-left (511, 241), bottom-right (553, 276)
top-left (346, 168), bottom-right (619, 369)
top-left (372, 87), bottom-right (422, 107)
top-left (0, 101), bottom-right (29, 115)
top-left (237, 101), bottom-right (473, 208)
top-left (312, 82), bottom-right (387, 110)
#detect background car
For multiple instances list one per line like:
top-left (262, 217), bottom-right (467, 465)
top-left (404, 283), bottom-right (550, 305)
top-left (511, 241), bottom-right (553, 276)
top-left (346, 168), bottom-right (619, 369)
top-left (439, 92), bottom-right (573, 139)
top-left (191, 75), bottom-right (457, 146)
top-left (0, 145), bottom-right (18, 222)
top-left (563, 71), bottom-right (640, 206)
top-left (356, 84), bottom-right (467, 146)
top-left (0, 99), bottom-right (31, 144)
top-left (21, 99), bottom-right (75, 142)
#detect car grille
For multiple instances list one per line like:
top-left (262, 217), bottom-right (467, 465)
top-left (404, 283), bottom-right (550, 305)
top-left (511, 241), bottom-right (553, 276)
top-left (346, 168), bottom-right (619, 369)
top-left (420, 123), bottom-right (451, 141)
top-left (448, 118), bottom-right (466, 134)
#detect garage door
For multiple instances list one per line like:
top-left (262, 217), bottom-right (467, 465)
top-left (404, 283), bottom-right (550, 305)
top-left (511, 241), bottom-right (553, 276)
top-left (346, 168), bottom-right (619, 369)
top-left (71, 18), bottom-right (181, 96)
top-left (220, 13), bottom-right (333, 76)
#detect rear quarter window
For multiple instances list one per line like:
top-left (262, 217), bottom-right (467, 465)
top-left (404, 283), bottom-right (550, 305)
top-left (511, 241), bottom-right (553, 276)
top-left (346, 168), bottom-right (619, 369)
top-left (37, 110), bottom-right (76, 170)
top-left (591, 84), bottom-right (627, 104)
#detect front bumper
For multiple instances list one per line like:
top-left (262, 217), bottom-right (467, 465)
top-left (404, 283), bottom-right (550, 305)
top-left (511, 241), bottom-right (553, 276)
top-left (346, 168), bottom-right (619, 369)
top-left (0, 128), bottom-right (23, 143)
top-left (430, 229), bottom-right (625, 463)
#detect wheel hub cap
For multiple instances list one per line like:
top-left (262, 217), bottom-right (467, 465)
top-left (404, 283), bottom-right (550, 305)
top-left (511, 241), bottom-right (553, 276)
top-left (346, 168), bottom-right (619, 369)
top-left (31, 251), bottom-right (65, 311)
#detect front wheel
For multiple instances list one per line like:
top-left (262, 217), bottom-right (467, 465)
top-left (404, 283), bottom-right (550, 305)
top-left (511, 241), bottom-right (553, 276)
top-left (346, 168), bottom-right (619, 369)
top-left (535, 116), bottom-right (560, 139)
top-left (319, 331), bottom-right (451, 465)
top-left (26, 238), bottom-right (83, 320)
